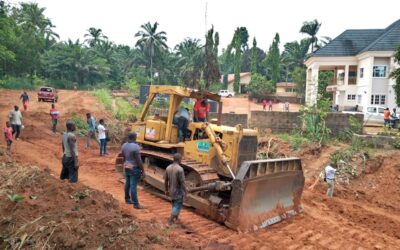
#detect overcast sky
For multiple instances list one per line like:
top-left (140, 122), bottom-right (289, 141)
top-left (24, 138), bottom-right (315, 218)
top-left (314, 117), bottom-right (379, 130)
top-left (8, 0), bottom-right (400, 51)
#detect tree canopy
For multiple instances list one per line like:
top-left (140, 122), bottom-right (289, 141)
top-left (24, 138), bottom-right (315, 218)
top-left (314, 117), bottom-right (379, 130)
top-left (0, 1), bottom-right (331, 95)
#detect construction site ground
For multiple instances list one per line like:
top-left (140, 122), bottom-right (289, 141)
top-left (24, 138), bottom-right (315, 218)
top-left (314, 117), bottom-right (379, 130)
top-left (0, 89), bottom-right (399, 249)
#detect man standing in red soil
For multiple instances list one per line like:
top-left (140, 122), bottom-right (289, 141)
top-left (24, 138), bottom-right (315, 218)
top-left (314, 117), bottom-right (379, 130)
top-left (262, 99), bottom-right (267, 111)
top-left (49, 104), bottom-right (59, 133)
top-left (121, 132), bottom-right (146, 209)
top-left (60, 120), bottom-right (79, 183)
top-left (325, 163), bottom-right (336, 197)
top-left (269, 99), bottom-right (273, 111)
top-left (165, 153), bottom-right (187, 225)
top-left (20, 91), bottom-right (29, 111)
top-left (9, 105), bottom-right (22, 140)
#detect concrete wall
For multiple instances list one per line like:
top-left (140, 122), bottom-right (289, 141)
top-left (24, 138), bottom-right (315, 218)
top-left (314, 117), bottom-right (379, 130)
top-left (249, 111), bottom-right (301, 134)
top-left (210, 111), bottom-right (364, 136)
top-left (208, 112), bottom-right (248, 127)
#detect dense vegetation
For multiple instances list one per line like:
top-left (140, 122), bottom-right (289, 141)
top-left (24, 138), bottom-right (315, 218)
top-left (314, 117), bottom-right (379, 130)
top-left (0, 2), bottom-right (330, 96)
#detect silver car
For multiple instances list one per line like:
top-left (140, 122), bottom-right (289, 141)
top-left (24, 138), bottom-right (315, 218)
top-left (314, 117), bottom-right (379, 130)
top-left (364, 107), bottom-right (385, 125)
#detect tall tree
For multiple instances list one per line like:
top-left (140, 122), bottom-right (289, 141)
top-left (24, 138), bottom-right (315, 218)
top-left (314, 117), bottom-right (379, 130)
top-left (174, 38), bottom-right (203, 88)
top-left (264, 33), bottom-right (281, 84)
top-left (300, 19), bottom-right (321, 53)
top-left (233, 33), bottom-right (241, 92)
top-left (282, 38), bottom-right (311, 68)
top-left (390, 45), bottom-right (400, 106)
top-left (237, 27), bottom-right (249, 51)
top-left (135, 22), bottom-right (168, 85)
top-left (84, 27), bottom-right (108, 47)
top-left (203, 26), bottom-right (220, 89)
top-left (250, 37), bottom-right (257, 74)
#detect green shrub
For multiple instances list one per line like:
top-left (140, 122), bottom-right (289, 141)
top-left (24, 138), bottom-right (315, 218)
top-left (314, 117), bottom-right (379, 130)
top-left (124, 79), bottom-right (140, 97)
top-left (92, 89), bottom-right (113, 111)
top-left (392, 138), bottom-right (400, 149)
top-left (114, 98), bottom-right (135, 121)
top-left (70, 113), bottom-right (88, 136)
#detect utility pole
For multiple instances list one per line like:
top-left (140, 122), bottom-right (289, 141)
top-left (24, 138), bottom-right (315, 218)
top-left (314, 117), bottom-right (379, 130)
top-left (205, 0), bottom-right (208, 34)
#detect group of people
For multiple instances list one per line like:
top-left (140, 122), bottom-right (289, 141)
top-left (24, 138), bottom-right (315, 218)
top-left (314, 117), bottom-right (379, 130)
top-left (120, 131), bottom-right (186, 225)
top-left (383, 107), bottom-right (400, 129)
top-left (61, 119), bottom-right (186, 225)
top-left (262, 99), bottom-right (274, 111)
top-left (3, 92), bottom-right (29, 153)
top-left (86, 113), bottom-right (109, 156)
top-left (173, 97), bottom-right (210, 142)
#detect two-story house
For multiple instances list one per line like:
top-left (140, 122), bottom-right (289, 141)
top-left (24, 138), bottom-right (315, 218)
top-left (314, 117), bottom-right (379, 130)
top-left (305, 19), bottom-right (400, 112)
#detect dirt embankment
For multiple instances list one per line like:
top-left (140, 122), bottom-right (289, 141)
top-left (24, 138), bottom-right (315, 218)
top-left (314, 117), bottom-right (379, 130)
top-left (0, 161), bottom-right (195, 249)
top-left (1, 89), bottom-right (400, 249)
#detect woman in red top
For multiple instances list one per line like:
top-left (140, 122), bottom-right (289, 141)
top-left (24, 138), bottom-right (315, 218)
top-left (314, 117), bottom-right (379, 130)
top-left (4, 121), bottom-right (13, 153)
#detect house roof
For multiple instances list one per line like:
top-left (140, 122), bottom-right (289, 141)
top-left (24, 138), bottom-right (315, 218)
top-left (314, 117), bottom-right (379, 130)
top-left (276, 82), bottom-right (297, 87)
top-left (312, 19), bottom-right (400, 57)
top-left (221, 72), bottom-right (251, 83)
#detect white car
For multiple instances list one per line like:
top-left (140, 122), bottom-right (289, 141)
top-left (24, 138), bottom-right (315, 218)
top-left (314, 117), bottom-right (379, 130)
top-left (364, 106), bottom-right (385, 125)
top-left (342, 106), bottom-right (385, 125)
top-left (218, 90), bottom-right (235, 97)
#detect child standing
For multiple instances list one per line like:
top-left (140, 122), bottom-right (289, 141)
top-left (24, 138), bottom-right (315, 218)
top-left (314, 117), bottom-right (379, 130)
top-left (4, 121), bottom-right (13, 153)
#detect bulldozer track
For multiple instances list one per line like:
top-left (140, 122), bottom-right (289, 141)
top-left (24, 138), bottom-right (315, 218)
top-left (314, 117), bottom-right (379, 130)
top-left (140, 149), bottom-right (220, 185)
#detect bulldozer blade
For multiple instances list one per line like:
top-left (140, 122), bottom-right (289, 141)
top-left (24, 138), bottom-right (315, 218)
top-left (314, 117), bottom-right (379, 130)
top-left (226, 158), bottom-right (304, 232)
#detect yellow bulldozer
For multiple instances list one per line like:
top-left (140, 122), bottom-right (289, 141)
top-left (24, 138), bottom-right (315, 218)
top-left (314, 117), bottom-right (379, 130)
top-left (116, 85), bottom-right (304, 231)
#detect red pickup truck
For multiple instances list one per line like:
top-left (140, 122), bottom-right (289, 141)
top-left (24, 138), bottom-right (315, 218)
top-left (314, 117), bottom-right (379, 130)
top-left (38, 87), bottom-right (58, 102)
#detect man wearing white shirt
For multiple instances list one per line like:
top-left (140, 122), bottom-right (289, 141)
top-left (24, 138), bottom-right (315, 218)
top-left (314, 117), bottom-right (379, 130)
top-left (98, 119), bottom-right (107, 156)
top-left (325, 163), bottom-right (337, 197)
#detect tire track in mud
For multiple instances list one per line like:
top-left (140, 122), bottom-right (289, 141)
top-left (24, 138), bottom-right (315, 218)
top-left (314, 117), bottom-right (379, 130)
top-left (2, 90), bottom-right (400, 249)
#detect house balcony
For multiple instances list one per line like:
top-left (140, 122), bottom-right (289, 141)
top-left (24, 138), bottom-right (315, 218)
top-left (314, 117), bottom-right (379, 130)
top-left (326, 76), bottom-right (357, 92)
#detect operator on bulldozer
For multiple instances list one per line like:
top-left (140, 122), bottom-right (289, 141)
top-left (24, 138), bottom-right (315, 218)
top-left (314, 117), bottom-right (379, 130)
top-left (115, 85), bottom-right (305, 232)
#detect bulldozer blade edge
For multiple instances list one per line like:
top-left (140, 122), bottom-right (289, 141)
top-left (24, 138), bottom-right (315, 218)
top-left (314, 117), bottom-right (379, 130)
top-left (225, 158), bottom-right (305, 232)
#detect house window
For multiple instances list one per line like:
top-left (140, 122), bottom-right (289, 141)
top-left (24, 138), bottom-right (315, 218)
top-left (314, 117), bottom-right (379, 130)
top-left (285, 88), bottom-right (295, 93)
top-left (360, 68), bottom-right (364, 78)
top-left (370, 95), bottom-right (386, 105)
top-left (372, 66), bottom-right (387, 78)
top-left (347, 94), bottom-right (356, 101)
top-left (357, 95), bottom-right (362, 104)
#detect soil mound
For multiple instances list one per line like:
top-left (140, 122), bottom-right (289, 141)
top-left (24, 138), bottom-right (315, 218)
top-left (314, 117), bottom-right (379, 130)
top-left (0, 161), bottom-right (195, 249)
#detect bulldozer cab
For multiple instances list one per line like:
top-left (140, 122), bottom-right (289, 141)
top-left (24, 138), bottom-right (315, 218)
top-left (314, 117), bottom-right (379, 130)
top-left (134, 85), bottom-right (222, 145)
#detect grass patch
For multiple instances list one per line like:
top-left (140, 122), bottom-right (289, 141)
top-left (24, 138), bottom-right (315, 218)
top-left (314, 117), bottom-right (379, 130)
top-left (70, 113), bottom-right (88, 136)
top-left (92, 89), bottom-right (113, 111)
top-left (114, 98), bottom-right (135, 121)
top-left (277, 133), bottom-right (310, 151)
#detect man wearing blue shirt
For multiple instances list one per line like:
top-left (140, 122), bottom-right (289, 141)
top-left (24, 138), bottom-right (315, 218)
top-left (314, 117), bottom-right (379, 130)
top-left (173, 106), bottom-right (189, 142)
top-left (86, 113), bottom-right (98, 148)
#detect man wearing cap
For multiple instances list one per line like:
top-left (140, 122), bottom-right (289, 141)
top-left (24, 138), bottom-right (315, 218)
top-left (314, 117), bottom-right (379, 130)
top-left (60, 120), bottom-right (79, 183)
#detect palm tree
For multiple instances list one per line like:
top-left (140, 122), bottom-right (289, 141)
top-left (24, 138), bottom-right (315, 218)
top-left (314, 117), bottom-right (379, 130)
top-left (174, 38), bottom-right (203, 87)
top-left (135, 22), bottom-right (168, 84)
top-left (84, 27), bottom-right (108, 47)
top-left (19, 3), bottom-right (48, 31)
top-left (300, 19), bottom-right (321, 53)
top-left (282, 38), bottom-right (311, 67)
